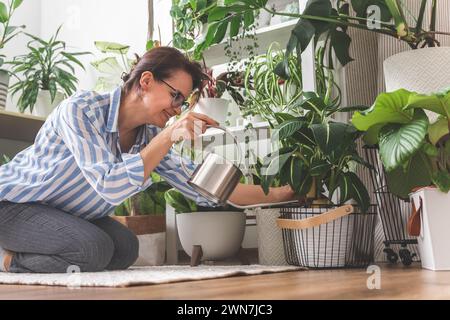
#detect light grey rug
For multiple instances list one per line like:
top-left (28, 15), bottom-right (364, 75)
top-left (0, 265), bottom-right (303, 288)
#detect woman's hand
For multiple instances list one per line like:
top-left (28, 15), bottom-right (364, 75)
top-left (271, 185), bottom-right (305, 204)
top-left (167, 111), bottom-right (219, 143)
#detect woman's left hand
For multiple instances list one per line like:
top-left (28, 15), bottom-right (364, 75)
top-left (272, 185), bottom-right (305, 204)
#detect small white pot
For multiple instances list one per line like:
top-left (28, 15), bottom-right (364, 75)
top-left (133, 233), bottom-right (166, 266)
top-left (193, 98), bottom-right (230, 126)
top-left (32, 90), bottom-right (65, 118)
top-left (410, 187), bottom-right (450, 270)
top-left (176, 211), bottom-right (246, 261)
top-left (384, 47), bottom-right (450, 94)
top-left (0, 70), bottom-right (9, 110)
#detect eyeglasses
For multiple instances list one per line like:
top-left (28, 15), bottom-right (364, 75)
top-left (160, 79), bottom-right (189, 110)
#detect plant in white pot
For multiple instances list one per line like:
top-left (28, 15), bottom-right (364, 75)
top-left (113, 172), bottom-right (172, 266)
top-left (352, 88), bottom-right (450, 270)
top-left (191, 66), bottom-right (245, 126)
top-left (7, 25), bottom-right (90, 117)
top-left (164, 187), bottom-right (247, 266)
top-left (0, 0), bottom-right (25, 110)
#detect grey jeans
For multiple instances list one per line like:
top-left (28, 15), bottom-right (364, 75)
top-left (0, 201), bottom-right (139, 273)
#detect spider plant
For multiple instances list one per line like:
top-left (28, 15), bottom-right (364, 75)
top-left (0, 0), bottom-right (25, 69)
top-left (8, 25), bottom-right (90, 113)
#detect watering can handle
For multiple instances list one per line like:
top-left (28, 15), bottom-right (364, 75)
top-left (179, 125), bottom-right (243, 177)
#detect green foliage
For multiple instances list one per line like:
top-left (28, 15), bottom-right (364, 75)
top-left (8, 25), bottom-right (90, 113)
top-left (352, 88), bottom-right (450, 198)
top-left (0, 0), bottom-right (25, 68)
top-left (0, 154), bottom-right (10, 165)
top-left (114, 172), bottom-right (172, 216)
top-left (192, 0), bottom-right (441, 78)
top-left (90, 41), bottom-right (133, 92)
top-left (260, 88), bottom-right (372, 213)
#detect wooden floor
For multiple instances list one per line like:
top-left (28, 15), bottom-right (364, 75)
top-left (0, 262), bottom-right (450, 299)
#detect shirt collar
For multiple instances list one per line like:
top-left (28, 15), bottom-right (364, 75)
top-left (106, 86), bottom-right (122, 133)
top-left (107, 86), bottom-right (163, 148)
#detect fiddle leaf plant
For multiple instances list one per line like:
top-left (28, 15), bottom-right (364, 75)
top-left (260, 90), bottom-right (372, 213)
top-left (352, 88), bottom-right (450, 199)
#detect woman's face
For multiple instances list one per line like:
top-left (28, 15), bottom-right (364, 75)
top-left (139, 69), bottom-right (193, 128)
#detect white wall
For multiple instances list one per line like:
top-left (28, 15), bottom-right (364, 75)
top-left (40, 0), bottom-right (149, 91)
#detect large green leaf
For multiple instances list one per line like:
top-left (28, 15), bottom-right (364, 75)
top-left (428, 116), bottom-right (450, 145)
top-left (0, 3), bottom-right (8, 23)
top-left (12, 0), bottom-right (23, 9)
top-left (272, 119), bottom-right (306, 141)
top-left (352, 89), bottom-right (414, 131)
top-left (337, 172), bottom-right (370, 213)
top-left (311, 122), bottom-right (358, 161)
top-left (385, 150), bottom-right (433, 199)
top-left (432, 170), bottom-right (450, 193)
top-left (94, 41), bottom-right (129, 54)
top-left (379, 110), bottom-right (429, 171)
top-left (406, 89), bottom-right (450, 118)
top-left (261, 147), bottom-right (295, 194)
top-left (164, 188), bottom-right (197, 214)
top-left (330, 29), bottom-right (353, 66)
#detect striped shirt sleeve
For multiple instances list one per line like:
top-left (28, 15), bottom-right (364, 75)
top-left (57, 102), bottom-right (147, 206)
top-left (154, 148), bottom-right (219, 208)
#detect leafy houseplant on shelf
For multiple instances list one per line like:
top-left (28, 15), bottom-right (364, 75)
top-left (352, 88), bottom-right (450, 270)
top-left (90, 41), bottom-right (133, 92)
top-left (192, 66), bottom-right (245, 126)
top-left (8, 26), bottom-right (90, 117)
top-left (0, 0), bottom-right (25, 110)
top-left (112, 172), bottom-right (172, 266)
top-left (193, 0), bottom-right (450, 79)
top-left (164, 188), bottom-right (247, 266)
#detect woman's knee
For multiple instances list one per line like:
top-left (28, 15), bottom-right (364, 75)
top-left (69, 230), bottom-right (115, 272)
top-left (106, 228), bottom-right (139, 270)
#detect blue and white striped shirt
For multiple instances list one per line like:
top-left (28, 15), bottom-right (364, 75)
top-left (0, 87), bottom-right (216, 220)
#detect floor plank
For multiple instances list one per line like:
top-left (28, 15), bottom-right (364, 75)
top-left (0, 263), bottom-right (449, 299)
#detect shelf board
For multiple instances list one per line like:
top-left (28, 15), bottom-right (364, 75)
top-left (200, 121), bottom-right (270, 138)
top-left (0, 109), bottom-right (45, 142)
top-left (202, 19), bottom-right (298, 67)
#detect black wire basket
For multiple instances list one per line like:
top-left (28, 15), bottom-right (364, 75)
top-left (278, 204), bottom-right (377, 269)
top-left (363, 146), bottom-right (419, 266)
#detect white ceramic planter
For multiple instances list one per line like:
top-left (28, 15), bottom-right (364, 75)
top-left (0, 70), bottom-right (9, 110)
top-left (193, 98), bottom-right (230, 126)
top-left (384, 47), bottom-right (450, 94)
top-left (410, 187), bottom-right (450, 270)
top-left (176, 211), bottom-right (246, 261)
top-left (32, 90), bottom-right (65, 118)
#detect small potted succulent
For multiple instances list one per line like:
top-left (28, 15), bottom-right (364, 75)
top-left (113, 172), bottom-right (172, 266)
top-left (352, 88), bottom-right (450, 270)
top-left (8, 25), bottom-right (90, 117)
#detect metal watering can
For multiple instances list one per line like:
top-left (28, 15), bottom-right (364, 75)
top-left (180, 125), bottom-right (298, 209)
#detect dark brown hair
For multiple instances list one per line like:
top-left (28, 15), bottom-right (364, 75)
top-left (121, 46), bottom-right (204, 95)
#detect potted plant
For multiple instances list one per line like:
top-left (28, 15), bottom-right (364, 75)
top-left (253, 85), bottom-right (375, 267)
top-left (0, 0), bottom-right (25, 110)
top-left (8, 26), bottom-right (90, 117)
top-left (90, 41), bottom-right (134, 92)
top-left (351, 88), bottom-right (450, 270)
top-left (113, 172), bottom-right (172, 266)
top-left (164, 187), bottom-right (247, 266)
top-left (192, 66), bottom-right (245, 126)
